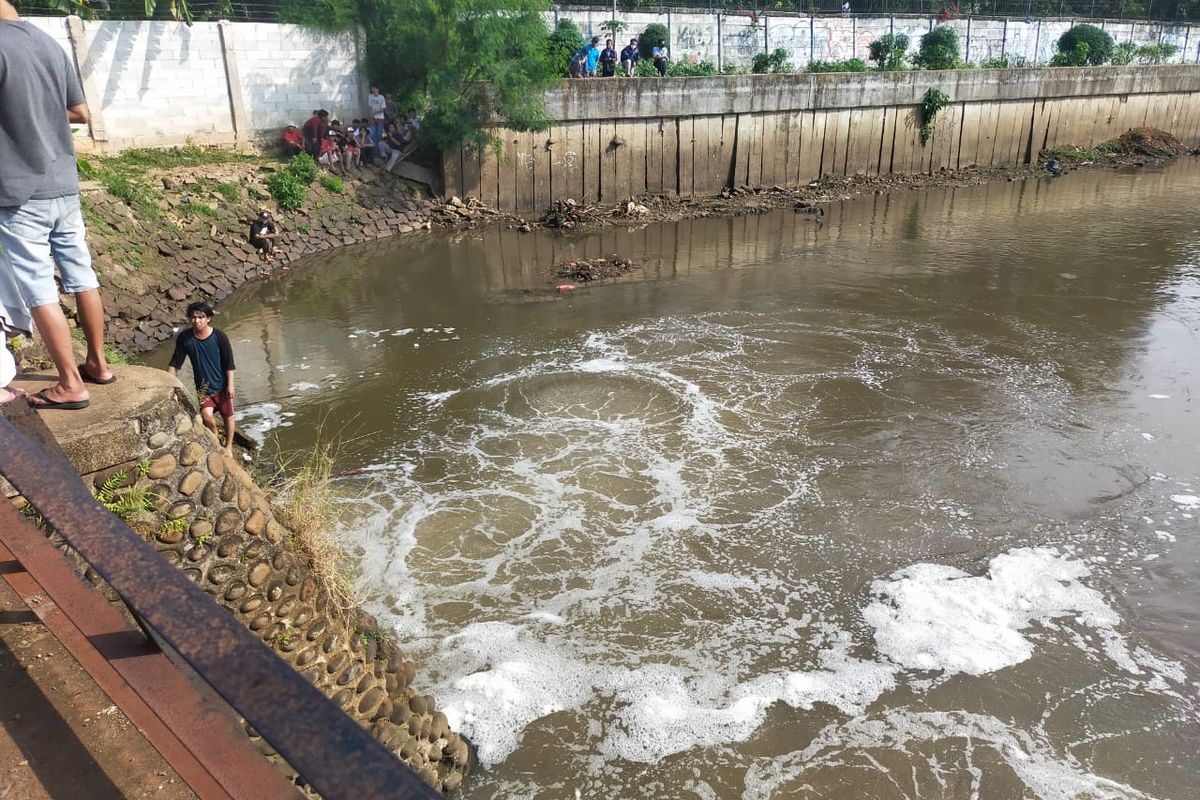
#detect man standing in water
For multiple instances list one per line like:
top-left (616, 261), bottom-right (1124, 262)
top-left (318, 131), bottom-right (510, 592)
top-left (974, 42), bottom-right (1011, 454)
top-left (0, 0), bottom-right (114, 410)
top-left (168, 302), bottom-right (237, 457)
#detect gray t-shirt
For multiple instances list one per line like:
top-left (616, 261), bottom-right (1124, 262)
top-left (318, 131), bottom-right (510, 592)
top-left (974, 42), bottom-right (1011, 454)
top-left (0, 20), bottom-right (85, 208)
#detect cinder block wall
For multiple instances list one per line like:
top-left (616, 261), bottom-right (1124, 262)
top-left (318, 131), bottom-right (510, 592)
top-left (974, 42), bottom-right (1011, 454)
top-left (27, 16), bottom-right (362, 153)
top-left (443, 65), bottom-right (1200, 210)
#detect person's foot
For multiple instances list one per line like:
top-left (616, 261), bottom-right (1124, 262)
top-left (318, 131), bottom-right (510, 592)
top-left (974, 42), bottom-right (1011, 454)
top-left (0, 386), bottom-right (26, 405)
top-left (223, 447), bottom-right (234, 459)
top-left (28, 386), bottom-right (89, 410)
top-left (80, 360), bottom-right (115, 384)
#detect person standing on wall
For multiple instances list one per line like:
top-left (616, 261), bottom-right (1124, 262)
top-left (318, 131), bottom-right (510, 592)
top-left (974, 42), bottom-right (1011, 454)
top-left (585, 36), bottom-right (602, 78)
top-left (367, 86), bottom-right (387, 145)
top-left (167, 302), bottom-right (237, 458)
top-left (0, 0), bottom-right (115, 411)
top-left (620, 37), bottom-right (639, 76)
top-left (599, 39), bottom-right (618, 77)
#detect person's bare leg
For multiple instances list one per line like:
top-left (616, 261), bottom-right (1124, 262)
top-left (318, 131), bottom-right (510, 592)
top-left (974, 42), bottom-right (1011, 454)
top-left (223, 414), bottom-right (235, 458)
top-left (200, 405), bottom-right (219, 436)
top-left (75, 288), bottom-right (112, 382)
top-left (29, 303), bottom-right (88, 404)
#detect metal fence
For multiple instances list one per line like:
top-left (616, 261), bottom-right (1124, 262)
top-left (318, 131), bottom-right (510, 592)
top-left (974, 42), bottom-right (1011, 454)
top-left (18, 0), bottom-right (1200, 22)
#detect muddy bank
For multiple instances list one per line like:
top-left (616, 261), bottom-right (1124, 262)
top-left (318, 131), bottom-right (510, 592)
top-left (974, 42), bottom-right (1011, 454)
top-left (74, 161), bottom-right (434, 354)
top-left (57, 128), bottom-right (1193, 358)
top-left (431, 127), bottom-right (1197, 234)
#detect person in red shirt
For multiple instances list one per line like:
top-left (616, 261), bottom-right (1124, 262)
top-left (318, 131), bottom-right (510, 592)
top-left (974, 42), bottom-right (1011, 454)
top-left (301, 109), bottom-right (328, 158)
top-left (282, 122), bottom-right (303, 157)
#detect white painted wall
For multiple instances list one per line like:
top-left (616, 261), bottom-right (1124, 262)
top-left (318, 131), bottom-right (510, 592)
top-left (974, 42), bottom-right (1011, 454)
top-left (27, 16), bottom-right (360, 151)
top-left (550, 7), bottom-right (1200, 70)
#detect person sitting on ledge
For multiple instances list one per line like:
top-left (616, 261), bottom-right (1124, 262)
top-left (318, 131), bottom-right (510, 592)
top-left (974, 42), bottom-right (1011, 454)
top-left (248, 210), bottom-right (277, 263)
top-left (282, 122), bottom-right (303, 158)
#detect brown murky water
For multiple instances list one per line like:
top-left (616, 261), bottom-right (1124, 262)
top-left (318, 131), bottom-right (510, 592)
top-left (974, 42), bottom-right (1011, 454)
top-left (152, 161), bottom-right (1200, 799)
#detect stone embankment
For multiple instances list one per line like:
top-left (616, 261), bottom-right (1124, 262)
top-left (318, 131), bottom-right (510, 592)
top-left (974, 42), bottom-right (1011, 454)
top-left (10, 367), bottom-right (470, 795)
top-left (78, 162), bottom-right (435, 353)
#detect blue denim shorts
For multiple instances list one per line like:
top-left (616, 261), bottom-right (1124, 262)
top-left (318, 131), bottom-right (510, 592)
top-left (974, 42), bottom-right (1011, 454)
top-left (0, 194), bottom-right (99, 309)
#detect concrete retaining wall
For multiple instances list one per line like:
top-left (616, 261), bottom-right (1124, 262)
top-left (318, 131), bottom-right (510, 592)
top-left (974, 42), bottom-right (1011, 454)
top-left (442, 66), bottom-right (1200, 210)
top-left (27, 16), bottom-right (361, 152)
top-left (550, 7), bottom-right (1200, 70)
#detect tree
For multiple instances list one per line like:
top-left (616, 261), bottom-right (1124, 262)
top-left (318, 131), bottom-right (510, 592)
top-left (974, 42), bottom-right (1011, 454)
top-left (547, 19), bottom-right (585, 77)
top-left (281, 0), bottom-right (561, 153)
top-left (868, 33), bottom-right (910, 71)
top-left (1055, 24), bottom-right (1114, 66)
top-left (913, 26), bottom-right (960, 70)
top-left (638, 23), bottom-right (669, 61)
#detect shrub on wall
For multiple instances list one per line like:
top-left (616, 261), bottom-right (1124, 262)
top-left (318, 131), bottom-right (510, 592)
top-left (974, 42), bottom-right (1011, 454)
top-left (805, 58), bottom-right (870, 73)
top-left (751, 48), bottom-right (793, 74)
top-left (1054, 24), bottom-right (1114, 66)
top-left (867, 33), bottom-right (910, 71)
top-left (668, 59), bottom-right (718, 77)
top-left (547, 19), bottom-right (585, 77)
top-left (914, 26), bottom-right (960, 70)
top-left (638, 23), bottom-right (669, 61)
top-left (287, 152), bottom-right (319, 185)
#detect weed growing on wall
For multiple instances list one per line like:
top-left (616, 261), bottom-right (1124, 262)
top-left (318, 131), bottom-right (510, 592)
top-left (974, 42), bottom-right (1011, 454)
top-left (751, 48), bottom-right (793, 74)
top-left (920, 87), bottom-right (950, 145)
top-left (320, 175), bottom-right (345, 193)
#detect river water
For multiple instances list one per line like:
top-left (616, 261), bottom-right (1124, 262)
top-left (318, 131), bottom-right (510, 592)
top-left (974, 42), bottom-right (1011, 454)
top-left (152, 162), bottom-right (1200, 799)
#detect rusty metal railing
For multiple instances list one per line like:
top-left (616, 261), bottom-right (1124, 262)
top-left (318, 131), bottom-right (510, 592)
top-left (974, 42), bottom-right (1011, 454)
top-left (0, 407), bottom-right (442, 800)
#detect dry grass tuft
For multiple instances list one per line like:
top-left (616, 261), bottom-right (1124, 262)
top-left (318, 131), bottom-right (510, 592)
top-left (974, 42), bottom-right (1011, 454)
top-left (271, 429), bottom-right (361, 623)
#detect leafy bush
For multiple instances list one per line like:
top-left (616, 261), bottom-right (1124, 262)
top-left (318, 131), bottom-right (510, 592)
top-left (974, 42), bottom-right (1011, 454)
top-left (1111, 41), bottom-right (1138, 66)
top-left (868, 33), bottom-right (910, 71)
top-left (267, 170), bottom-right (306, 211)
top-left (1055, 24), bottom-right (1114, 66)
top-left (668, 59), bottom-right (717, 77)
top-left (751, 48), bottom-right (792, 74)
top-left (320, 175), bottom-right (345, 193)
top-left (634, 59), bottom-right (659, 77)
top-left (547, 19), bottom-right (585, 76)
top-left (638, 22), bottom-right (669, 61)
top-left (805, 58), bottom-right (870, 73)
top-left (1135, 42), bottom-right (1179, 64)
top-left (914, 26), bottom-right (960, 70)
top-left (287, 152), bottom-right (319, 185)
top-left (722, 63), bottom-right (746, 75)
top-left (979, 54), bottom-right (1030, 69)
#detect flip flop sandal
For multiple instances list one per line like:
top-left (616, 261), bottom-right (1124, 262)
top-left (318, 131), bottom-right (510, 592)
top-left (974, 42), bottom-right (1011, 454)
top-left (30, 389), bottom-right (90, 410)
top-left (0, 387), bottom-right (26, 405)
top-left (79, 364), bottom-right (117, 384)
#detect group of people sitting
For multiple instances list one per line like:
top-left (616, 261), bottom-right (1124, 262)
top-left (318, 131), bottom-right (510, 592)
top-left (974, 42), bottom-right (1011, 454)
top-left (570, 37), bottom-right (670, 78)
top-left (283, 91), bottom-right (421, 173)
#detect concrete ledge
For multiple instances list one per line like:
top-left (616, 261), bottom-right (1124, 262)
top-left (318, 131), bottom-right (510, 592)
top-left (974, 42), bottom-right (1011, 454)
top-left (11, 367), bottom-right (197, 476)
top-left (540, 65), bottom-right (1200, 119)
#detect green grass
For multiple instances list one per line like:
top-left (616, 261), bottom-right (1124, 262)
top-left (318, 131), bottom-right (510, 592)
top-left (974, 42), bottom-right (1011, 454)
top-left (103, 144), bottom-right (256, 172)
top-left (181, 201), bottom-right (219, 218)
top-left (1043, 141), bottom-right (1127, 162)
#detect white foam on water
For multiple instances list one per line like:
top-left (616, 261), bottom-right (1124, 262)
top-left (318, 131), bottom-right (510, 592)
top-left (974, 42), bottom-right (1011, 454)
top-left (1148, 394), bottom-right (1171, 399)
top-left (234, 401), bottom-right (284, 444)
top-left (1155, 530), bottom-right (1177, 542)
top-left (744, 709), bottom-right (1158, 800)
top-left (416, 390), bottom-right (458, 406)
top-left (1170, 494), bottom-right (1200, 508)
top-left (864, 548), bottom-right (1131, 677)
top-left (576, 357), bottom-right (626, 373)
top-left (288, 381), bottom-right (320, 392)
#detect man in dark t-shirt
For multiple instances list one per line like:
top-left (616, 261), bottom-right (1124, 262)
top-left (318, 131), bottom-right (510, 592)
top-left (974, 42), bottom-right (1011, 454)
top-left (167, 301), bottom-right (238, 457)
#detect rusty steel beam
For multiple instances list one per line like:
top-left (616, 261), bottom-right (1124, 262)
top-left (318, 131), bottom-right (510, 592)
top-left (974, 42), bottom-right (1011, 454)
top-left (0, 414), bottom-right (442, 800)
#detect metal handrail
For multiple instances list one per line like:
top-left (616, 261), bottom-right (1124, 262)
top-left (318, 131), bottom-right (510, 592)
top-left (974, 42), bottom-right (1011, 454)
top-left (0, 412), bottom-right (442, 800)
